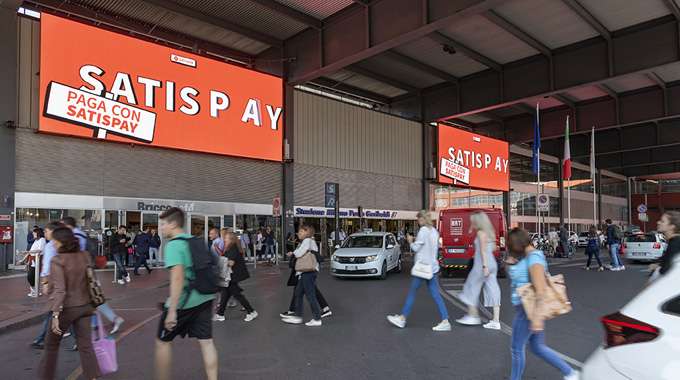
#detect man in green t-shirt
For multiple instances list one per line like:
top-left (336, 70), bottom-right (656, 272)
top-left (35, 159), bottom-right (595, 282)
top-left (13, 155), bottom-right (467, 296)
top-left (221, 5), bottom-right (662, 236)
top-left (154, 207), bottom-right (217, 380)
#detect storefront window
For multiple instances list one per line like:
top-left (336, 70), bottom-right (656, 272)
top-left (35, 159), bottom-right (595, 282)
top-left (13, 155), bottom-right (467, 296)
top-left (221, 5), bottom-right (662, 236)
top-left (601, 177), bottom-right (626, 198)
top-left (430, 184), bottom-right (503, 212)
top-left (15, 208), bottom-right (102, 254)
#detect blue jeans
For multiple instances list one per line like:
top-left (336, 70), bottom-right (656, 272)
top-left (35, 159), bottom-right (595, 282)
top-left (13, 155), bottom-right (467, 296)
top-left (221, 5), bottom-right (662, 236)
top-left (34, 311), bottom-right (52, 344)
top-left (511, 305), bottom-right (573, 380)
top-left (113, 253), bottom-right (129, 280)
top-left (401, 275), bottom-right (449, 320)
top-left (609, 243), bottom-right (622, 268)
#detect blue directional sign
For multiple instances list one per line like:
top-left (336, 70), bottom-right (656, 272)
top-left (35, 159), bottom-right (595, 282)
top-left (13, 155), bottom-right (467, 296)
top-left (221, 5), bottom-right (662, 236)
top-left (325, 182), bottom-right (339, 208)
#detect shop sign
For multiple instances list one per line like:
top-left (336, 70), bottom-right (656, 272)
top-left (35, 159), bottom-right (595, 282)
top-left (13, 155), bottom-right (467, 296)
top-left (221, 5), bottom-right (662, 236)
top-left (0, 226), bottom-right (12, 243)
top-left (638, 213), bottom-right (649, 222)
top-left (0, 214), bottom-right (11, 222)
top-left (39, 14), bottom-right (283, 161)
top-left (136, 201), bottom-right (195, 213)
top-left (293, 207), bottom-right (417, 220)
top-left (438, 125), bottom-right (509, 191)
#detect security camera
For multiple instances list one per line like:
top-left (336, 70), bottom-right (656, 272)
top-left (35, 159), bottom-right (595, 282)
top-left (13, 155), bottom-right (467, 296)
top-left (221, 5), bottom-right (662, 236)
top-left (442, 44), bottom-right (457, 55)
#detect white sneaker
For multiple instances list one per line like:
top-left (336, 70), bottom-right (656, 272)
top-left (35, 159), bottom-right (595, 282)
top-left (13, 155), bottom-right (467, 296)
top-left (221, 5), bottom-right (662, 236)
top-left (619, 265), bottom-right (626, 271)
top-left (110, 317), bottom-right (124, 335)
top-left (124, 275), bottom-right (131, 283)
top-left (213, 314), bottom-right (226, 322)
top-left (564, 370), bottom-right (580, 380)
top-left (244, 311), bottom-right (258, 322)
top-left (282, 316), bottom-right (303, 324)
top-left (456, 315), bottom-right (482, 326)
top-left (432, 320), bottom-right (452, 331)
top-left (321, 307), bottom-right (332, 318)
top-left (387, 314), bottom-right (406, 329)
top-left (483, 321), bottom-right (501, 330)
top-left (117, 279), bottom-right (125, 285)
top-left (305, 319), bottom-right (322, 327)
top-left (279, 311), bottom-right (295, 318)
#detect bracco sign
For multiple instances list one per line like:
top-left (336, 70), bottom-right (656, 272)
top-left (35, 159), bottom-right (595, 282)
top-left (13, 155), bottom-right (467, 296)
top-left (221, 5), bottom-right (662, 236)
top-left (438, 125), bottom-right (509, 191)
top-left (39, 14), bottom-right (283, 161)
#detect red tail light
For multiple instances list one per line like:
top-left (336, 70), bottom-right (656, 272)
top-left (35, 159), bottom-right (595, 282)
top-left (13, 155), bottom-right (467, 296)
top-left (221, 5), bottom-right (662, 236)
top-left (601, 312), bottom-right (660, 349)
top-left (653, 243), bottom-right (661, 249)
top-left (622, 243), bottom-right (627, 249)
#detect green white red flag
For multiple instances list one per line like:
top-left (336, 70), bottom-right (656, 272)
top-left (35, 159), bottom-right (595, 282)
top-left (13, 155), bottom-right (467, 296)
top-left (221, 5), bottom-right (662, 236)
top-left (563, 115), bottom-right (571, 180)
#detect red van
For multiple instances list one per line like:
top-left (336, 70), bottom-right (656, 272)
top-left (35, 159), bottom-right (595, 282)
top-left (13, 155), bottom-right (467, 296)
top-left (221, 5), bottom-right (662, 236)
top-left (438, 208), bottom-right (507, 277)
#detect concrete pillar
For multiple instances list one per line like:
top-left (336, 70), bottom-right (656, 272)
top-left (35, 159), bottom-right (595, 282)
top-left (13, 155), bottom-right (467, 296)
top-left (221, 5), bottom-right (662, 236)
top-left (0, 4), bottom-right (18, 272)
top-left (282, 83), bottom-right (295, 251)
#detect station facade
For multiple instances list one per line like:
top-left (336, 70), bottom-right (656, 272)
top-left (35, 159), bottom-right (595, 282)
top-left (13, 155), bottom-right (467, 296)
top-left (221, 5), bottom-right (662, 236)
top-left (0, 8), bottom-right (630, 268)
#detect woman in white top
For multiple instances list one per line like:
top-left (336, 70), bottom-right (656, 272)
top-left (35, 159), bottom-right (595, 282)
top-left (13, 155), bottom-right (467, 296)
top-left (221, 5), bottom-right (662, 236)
top-left (387, 211), bottom-right (451, 331)
top-left (456, 211), bottom-right (502, 330)
top-left (282, 225), bottom-right (323, 327)
top-left (24, 227), bottom-right (46, 297)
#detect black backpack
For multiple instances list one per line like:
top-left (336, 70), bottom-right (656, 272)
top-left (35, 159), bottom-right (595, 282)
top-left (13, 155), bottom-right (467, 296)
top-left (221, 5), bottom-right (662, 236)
top-left (174, 236), bottom-right (219, 296)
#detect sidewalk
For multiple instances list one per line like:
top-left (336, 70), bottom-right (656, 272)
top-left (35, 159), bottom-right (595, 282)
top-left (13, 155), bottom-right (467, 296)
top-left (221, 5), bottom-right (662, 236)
top-left (0, 265), bottom-right (168, 335)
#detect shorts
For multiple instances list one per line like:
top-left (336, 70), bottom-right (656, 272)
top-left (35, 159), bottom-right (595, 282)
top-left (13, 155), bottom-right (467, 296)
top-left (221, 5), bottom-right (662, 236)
top-left (157, 300), bottom-right (213, 342)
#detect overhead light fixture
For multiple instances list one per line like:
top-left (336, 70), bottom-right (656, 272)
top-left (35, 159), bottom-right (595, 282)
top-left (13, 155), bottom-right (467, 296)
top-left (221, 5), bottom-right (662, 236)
top-left (442, 44), bottom-right (457, 55)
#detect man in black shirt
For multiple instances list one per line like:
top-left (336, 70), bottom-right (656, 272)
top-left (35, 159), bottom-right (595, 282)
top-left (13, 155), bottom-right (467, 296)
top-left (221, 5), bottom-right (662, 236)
top-left (111, 226), bottom-right (131, 284)
top-left (656, 211), bottom-right (680, 276)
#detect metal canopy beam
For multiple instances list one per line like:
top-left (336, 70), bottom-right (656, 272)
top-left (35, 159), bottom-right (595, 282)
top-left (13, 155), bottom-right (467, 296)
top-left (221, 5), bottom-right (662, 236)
top-left (561, 0), bottom-right (610, 41)
top-left (482, 10), bottom-right (551, 57)
top-left (143, 0), bottom-right (283, 47)
top-left (286, 0), bottom-right (506, 84)
top-left (383, 50), bottom-right (459, 83)
top-left (664, 0), bottom-right (680, 20)
top-left (25, 0), bottom-right (257, 65)
top-left (598, 83), bottom-right (618, 99)
top-left (247, 0), bottom-right (323, 29)
top-left (307, 77), bottom-right (391, 104)
top-left (429, 32), bottom-right (502, 71)
top-left (552, 93), bottom-right (576, 108)
top-left (395, 15), bottom-right (679, 122)
top-left (345, 65), bottom-right (419, 92)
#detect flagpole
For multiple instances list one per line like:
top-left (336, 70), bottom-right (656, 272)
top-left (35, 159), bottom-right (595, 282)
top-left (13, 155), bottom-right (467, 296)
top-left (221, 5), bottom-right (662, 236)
top-left (536, 103), bottom-right (541, 236)
top-left (591, 126), bottom-right (597, 227)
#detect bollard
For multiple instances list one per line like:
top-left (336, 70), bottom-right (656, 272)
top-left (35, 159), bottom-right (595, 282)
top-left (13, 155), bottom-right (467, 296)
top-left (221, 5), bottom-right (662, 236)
top-left (112, 260), bottom-right (117, 284)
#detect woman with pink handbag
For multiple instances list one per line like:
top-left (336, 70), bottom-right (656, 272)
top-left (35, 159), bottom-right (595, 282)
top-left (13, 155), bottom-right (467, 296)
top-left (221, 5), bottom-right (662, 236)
top-left (38, 227), bottom-right (99, 380)
top-left (387, 211), bottom-right (451, 332)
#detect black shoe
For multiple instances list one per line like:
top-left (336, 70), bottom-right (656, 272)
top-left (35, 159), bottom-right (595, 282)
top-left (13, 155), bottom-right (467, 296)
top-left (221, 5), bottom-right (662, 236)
top-left (147, 268), bottom-right (153, 274)
top-left (31, 341), bottom-right (44, 350)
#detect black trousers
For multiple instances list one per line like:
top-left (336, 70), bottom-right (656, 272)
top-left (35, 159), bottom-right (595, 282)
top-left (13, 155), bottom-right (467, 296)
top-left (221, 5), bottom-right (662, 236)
top-left (289, 285), bottom-right (328, 311)
top-left (217, 282), bottom-right (254, 316)
top-left (586, 247), bottom-right (603, 267)
top-left (27, 266), bottom-right (36, 287)
top-left (133, 253), bottom-right (151, 274)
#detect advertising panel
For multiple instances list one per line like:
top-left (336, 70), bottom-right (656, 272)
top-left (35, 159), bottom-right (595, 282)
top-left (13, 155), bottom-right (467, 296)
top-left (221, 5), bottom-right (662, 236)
top-left (438, 124), bottom-right (509, 191)
top-left (39, 13), bottom-right (283, 161)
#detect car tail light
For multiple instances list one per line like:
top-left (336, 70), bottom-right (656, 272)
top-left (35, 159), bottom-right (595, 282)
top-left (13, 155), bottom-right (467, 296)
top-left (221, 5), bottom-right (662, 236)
top-left (622, 243), bottom-right (627, 249)
top-left (653, 243), bottom-right (661, 249)
top-left (601, 312), bottom-right (660, 349)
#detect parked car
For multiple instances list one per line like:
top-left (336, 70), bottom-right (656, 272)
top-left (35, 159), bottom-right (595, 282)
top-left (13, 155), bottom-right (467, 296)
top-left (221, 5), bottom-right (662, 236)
top-left (622, 232), bottom-right (667, 262)
top-left (581, 256), bottom-right (680, 379)
top-left (330, 232), bottom-right (401, 279)
top-left (578, 232), bottom-right (590, 247)
top-left (438, 208), bottom-right (507, 277)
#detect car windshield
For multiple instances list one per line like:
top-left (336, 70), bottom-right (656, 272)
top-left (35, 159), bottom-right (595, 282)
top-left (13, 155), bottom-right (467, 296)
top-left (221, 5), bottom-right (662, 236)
top-left (342, 236), bottom-right (384, 249)
top-left (579, 232), bottom-right (589, 237)
top-left (626, 234), bottom-right (657, 243)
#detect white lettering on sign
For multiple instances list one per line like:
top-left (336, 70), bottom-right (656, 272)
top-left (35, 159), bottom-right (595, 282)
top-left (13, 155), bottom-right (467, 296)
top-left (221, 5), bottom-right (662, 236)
top-left (440, 158), bottom-right (470, 184)
top-left (447, 147), bottom-right (509, 174)
top-left (450, 218), bottom-right (463, 236)
top-left (44, 82), bottom-right (156, 142)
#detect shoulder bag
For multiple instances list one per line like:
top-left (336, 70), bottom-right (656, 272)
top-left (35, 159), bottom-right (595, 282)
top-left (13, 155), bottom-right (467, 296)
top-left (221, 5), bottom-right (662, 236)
top-left (517, 271), bottom-right (572, 321)
top-left (410, 227), bottom-right (435, 280)
top-left (294, 251), bottom-right (318, 273)
top-left (86, 258), bottom-right (106, 308)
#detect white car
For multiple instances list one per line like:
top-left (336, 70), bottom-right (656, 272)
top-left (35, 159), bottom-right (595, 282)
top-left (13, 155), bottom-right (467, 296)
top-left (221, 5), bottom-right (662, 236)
top-left (330, 232), bottom-right (402, 279)
top-left (578, 232), bottom-right (590, 247)
top-left (582, 257), bottom-right (680, 379)
top-left (623, 233), bottom-right (667, 262)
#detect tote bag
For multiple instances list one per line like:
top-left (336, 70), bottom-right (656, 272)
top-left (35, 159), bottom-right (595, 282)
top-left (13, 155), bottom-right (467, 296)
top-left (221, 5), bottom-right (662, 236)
top-left (517, 272), bottom-right (572, 321)
top-left (92, 313), bottom-right (118, 375)
top-left (294, 251), bottom-right (318, 273)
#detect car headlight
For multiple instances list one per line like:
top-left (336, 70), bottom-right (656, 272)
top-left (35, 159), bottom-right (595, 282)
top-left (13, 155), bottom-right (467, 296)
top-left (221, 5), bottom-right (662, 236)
top-left (365, 255), bottom-right (378, 262)
top-left (332, 255), bottom-right (340, 262)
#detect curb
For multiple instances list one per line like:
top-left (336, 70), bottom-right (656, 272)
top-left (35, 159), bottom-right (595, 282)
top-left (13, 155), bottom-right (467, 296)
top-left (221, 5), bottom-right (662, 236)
top-left (0, 310), bottom-right (46, 336)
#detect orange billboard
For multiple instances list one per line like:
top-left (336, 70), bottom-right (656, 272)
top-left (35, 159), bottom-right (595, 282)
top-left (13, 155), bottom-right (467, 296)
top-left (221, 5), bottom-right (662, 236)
top-left (438, 124), bottom-right (509, 191)
top-left (39, 13), bottom-right (283, 161)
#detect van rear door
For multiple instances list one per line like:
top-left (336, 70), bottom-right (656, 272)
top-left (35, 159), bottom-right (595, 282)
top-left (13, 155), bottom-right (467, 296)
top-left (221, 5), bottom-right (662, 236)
top-left (440, 211), bottom-right (475, 260)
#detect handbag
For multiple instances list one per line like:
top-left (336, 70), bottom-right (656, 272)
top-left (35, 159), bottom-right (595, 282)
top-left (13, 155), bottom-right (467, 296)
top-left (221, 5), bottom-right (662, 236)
top-left (517, 272), bottom-right (572, 321)
top-left (411, 261), bottom-right (434, 280)
top-left (294, 251), bottom-right (318, 273)
top-left (86, 265), bottom-right (106, 308)
top-left (92, 313), bottom-right (118, 375)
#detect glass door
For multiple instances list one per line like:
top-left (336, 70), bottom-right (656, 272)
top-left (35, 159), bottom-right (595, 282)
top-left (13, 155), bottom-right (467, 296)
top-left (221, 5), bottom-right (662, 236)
top-left (190, 214), bottom-right (207, 243)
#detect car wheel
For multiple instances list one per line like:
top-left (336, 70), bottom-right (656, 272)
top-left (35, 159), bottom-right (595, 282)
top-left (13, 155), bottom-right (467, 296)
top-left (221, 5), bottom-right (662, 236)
top-left (393, 256), bottom-right (403, 273)
top-left (380, 261), bottom-right (388, 280)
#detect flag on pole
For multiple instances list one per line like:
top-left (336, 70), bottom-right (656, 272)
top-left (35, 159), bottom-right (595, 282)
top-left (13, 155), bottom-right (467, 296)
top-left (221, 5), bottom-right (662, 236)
top-left (532, 103), bottom-right (541, 175)
top-left (563, 115), bottom-right (572, 180)
top-left (590, 126), bottom-right (596, 179)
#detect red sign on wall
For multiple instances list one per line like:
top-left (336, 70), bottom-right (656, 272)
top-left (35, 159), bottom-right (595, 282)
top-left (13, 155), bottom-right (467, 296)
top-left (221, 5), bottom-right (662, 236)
top-left (438, 124), bottom-right (510, 191)
top-left (0, 226), bottom-right (13, 243)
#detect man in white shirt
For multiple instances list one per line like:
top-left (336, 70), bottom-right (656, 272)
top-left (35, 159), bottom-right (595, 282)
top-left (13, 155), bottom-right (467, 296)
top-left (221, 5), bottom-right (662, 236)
top-left (209, 228), bottom-right (224, 257)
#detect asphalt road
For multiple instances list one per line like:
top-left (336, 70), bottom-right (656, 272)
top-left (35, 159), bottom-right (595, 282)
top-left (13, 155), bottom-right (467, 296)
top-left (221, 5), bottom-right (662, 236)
top-left (2, 250), bottom-right (649, 380)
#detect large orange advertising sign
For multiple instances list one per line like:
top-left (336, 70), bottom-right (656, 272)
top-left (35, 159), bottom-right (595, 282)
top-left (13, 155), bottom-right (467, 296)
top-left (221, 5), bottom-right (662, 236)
top-left (438, 124), bottom-right (509, 191)
top-left (39, 14), bottom-right (283, 161)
